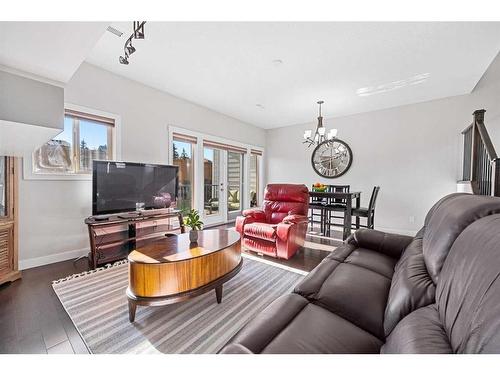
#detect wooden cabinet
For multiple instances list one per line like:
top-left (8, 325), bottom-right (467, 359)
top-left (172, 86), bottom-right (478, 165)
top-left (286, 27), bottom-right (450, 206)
top-left (0, 157), bottom-right (20, 285)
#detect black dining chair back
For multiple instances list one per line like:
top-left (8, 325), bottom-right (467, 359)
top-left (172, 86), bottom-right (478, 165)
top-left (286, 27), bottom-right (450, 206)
top-left (368, 186), bottom-right (380, 213)
top-left (327, 185), bottom-right (350, 206)
top-left (352, 186), bottom-right (380, 230)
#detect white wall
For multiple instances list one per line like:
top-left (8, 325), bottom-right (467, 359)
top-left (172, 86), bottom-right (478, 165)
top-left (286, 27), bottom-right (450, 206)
top-left (19, 62), bottom-right (266, 269)
top-left (0, 70), bottom-right (64, 129)
top-left (266, 53), bottom-right (500, 235)
top-left (0, 70), bottom-right (64, 157)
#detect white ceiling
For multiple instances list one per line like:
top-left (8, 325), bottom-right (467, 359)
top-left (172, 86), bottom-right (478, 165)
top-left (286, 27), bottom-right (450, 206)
top-left (2, 22), bottom-right (500, 128)
top-left (0, 22), bottom-right (108, 83)
top-left (86, 22), bottom-right (500, 129)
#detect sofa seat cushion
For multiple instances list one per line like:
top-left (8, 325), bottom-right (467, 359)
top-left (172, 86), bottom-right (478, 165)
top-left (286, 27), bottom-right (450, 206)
top-left (262, 302), bottom-right (382, 354)
top-left (244, 223), bottom-right (277, 241)
top-left (313, 263), bottom-right (392, 339)
top-left (294, 243), bottom-right (394, 340)
top-left (382, 305), bottom-right (452, 353)
top-left (344, 248), bottom-right (397, 279)
top-left (242, 236), bottom-right (276, 256)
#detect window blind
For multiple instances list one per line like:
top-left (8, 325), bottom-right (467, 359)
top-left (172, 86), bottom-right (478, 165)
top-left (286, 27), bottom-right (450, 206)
top-left (65, 109), bottom-right (115, 126)
top-left (173, 132), bottom-right (198, 144)
top-left (203, 140), bottom-right (247, 153)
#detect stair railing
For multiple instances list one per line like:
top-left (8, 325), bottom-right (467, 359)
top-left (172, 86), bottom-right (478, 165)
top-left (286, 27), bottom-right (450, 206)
top-left (462, 109), bottom-right (500, 196)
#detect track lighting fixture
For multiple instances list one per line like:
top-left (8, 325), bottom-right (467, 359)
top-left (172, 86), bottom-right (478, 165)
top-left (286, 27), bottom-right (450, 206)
top-left (126, 43), bottom-right (136, 55)
top-left (119, 21), bottom-right (146, 65)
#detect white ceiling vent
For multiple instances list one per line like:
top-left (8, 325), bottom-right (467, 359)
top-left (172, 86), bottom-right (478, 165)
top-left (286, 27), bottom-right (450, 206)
top-left (106, 26), bottom-right (123, 37)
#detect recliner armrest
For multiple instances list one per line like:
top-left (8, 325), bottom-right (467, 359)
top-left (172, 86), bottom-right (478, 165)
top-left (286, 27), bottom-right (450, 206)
top-left (282, 214), bottom-right (308, 224)
top-left (241, 209), bottom-right (266, 221)
top-left (347, 228), bottom-right (414, 259)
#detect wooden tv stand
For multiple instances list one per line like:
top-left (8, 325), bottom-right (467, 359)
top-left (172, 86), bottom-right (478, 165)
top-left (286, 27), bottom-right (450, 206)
top-left (85, 209), bottom-right (185, 269)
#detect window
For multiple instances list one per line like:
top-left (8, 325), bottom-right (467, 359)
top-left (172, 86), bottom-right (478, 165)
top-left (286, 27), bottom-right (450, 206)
top-left (249, 151), bottom-right (261, 207)
top-left (0, 157), bottom-right (6, 217)
top-left (172, 135), bottom-right (196, 212)
top-left (33, 110), bottom-right (114, 174)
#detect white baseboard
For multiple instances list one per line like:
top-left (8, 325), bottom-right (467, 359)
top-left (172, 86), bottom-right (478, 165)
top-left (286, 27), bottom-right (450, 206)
top-left (19, 248), bottom-right (89, 270)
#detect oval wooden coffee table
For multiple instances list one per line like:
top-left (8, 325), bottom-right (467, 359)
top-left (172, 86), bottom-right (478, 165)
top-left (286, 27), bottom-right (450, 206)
top-left (126, 229), bottom-right (241, 322)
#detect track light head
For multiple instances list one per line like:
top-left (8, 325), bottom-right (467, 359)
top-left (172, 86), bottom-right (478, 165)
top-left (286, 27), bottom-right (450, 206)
top-left (126, 44), bottom-right (136, 55)
top-left (117, 21), bottom-right (146, 66)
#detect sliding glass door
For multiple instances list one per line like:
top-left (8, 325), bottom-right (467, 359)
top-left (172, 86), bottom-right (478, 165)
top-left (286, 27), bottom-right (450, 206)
top-left (172, 138), bottom-right (195, 212)
top-left (203, 146), bottom-right (226, 225)
top-left (170, 127), bottom-right (263, 225)
top-left (226, 151), bottom-right (243, 221)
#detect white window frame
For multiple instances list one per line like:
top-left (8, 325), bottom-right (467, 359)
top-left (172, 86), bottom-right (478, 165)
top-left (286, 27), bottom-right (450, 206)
top-left (167, 125), bottom-right (265, 224)
top-left (23, 103), bottom-right (122, 180)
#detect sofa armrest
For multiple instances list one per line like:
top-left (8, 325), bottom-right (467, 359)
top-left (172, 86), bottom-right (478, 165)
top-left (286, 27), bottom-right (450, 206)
top-left (347, 228), bottom-right (414, 259)
top-left (282, 214), bottom-right (308, 224)
top-left (241, 209), bottom-right (266, 221)
top-left (218, 343), bottom-right (254, 354)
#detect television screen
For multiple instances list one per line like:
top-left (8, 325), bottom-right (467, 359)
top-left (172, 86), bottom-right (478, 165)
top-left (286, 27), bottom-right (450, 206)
top-left (92, 161), bottom-right (178, 215)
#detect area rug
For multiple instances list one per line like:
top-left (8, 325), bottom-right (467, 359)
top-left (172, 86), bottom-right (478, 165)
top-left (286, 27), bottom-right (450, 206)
top-left (52, 255), bottom-right (305, 354)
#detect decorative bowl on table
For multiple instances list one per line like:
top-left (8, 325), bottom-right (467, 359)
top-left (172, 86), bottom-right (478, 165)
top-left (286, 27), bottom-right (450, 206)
top-left (312, 183), bottom-right (327, 192)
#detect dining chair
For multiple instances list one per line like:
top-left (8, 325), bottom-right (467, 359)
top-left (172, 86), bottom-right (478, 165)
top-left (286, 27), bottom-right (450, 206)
top-left (352, 186), bottom-right (380, 230)
top-left (324, 185), bottom-right (350, 237)
top-left (309, 185), bottom-right (327, 234)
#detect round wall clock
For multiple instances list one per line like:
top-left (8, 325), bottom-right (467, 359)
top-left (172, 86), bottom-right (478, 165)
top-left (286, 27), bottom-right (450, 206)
top-left (311, 139), bottom-right (353, 178)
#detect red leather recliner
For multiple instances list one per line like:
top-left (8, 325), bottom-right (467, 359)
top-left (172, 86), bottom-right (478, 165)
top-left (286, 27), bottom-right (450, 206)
top-left (235, 184), bottom-right (309, 260)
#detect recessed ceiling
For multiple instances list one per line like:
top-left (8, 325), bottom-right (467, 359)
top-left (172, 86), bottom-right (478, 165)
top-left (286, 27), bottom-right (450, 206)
top-left (0, 22), bottom-right (108, 83)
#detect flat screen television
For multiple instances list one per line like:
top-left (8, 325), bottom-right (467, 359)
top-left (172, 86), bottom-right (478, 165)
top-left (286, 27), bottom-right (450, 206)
top-left (92, 161), bottom-right (178, 216)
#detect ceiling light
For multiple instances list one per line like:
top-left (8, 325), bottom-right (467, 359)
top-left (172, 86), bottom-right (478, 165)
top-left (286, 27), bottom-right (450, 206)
top-left (303, 101), bottom-right (337, 148)
top-left (256, 104), bottom-right (265, 109)
top-left (356, 73), bottom-right (430, 97)
top-left (119, 21), bottom-right (146, 65)
top-left (272, 59), bottom-right (283, 66)
top-left (126, 43), bottom-right (136, 55)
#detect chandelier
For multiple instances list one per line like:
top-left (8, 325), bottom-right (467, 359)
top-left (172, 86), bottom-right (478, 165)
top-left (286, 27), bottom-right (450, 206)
top-left (303, 101), bottom-right (338, 148)
top-left (119, 21), bottom-right (146, 65)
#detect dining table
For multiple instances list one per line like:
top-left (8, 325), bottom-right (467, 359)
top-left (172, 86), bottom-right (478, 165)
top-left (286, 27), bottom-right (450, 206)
top-left (308, 190), bottom-right (362, 240)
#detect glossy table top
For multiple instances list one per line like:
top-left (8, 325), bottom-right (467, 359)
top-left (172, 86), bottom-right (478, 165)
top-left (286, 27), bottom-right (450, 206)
top-left (128, 229), bottom-right (240, 264)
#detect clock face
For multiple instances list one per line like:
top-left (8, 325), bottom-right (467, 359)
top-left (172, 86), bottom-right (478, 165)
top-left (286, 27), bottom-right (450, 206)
top-left (311, 139), bottom-right (353, 178)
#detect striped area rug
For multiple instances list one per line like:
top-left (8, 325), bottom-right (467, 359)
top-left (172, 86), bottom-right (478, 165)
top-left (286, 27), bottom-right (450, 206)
top-left (52, 255), bottom-right (305, 354)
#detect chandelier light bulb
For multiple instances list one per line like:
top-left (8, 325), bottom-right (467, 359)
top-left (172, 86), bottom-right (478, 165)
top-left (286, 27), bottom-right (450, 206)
top-left (302, 101), bottom-right (338, 147)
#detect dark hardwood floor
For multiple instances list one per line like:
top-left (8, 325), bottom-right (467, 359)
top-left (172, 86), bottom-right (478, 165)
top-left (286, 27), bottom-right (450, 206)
top-left (0, 259), bottom-right (90, 354)
top-left (0, 225), bottom-right (341, 354)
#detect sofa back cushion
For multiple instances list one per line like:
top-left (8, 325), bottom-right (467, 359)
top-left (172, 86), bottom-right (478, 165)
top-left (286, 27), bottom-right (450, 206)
top-left (422, 193), bottom-right (500, 284)
top-left (263, 184), bottom-right (309, 224)
top-left (384, 193), bottom-right (500, 337)
top-left (436, 214), bottom-right (500, 353)
top-left (383, 229), bottom-right (435, 336)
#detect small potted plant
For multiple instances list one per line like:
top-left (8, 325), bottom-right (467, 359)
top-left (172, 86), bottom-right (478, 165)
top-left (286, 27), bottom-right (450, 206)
top-left (184, 209), bottom-right (204, 242)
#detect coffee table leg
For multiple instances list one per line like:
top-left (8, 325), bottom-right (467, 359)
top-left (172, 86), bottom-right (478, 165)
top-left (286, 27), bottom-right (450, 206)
top-left (128, 299), bottom-right (137, 322)
top-left (215, 285), bottom-right (223, 304)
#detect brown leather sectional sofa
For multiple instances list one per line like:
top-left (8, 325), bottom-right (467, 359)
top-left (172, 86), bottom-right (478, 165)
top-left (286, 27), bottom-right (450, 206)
top-left (220, 193), bottom-right (500, 354)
